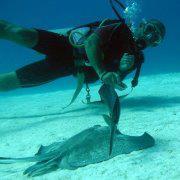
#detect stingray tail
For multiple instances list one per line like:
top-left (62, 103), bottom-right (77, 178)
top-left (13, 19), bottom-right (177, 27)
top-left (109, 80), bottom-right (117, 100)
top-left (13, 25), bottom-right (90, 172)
top-left (102, 114), bottom-right (117, 156)
top-left (0, 156), bottom-right (36, 164)
top-left (109, 124), bottom-right (117, 156)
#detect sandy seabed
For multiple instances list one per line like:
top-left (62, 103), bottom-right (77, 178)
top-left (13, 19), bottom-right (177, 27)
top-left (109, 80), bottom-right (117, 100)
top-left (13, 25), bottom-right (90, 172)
top-left (0, 73), bottom-right (179, 180)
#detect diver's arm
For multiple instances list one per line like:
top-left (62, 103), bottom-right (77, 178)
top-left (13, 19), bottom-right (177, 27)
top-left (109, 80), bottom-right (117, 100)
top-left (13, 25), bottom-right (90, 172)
top-left (84, 33), bottom-right (106, 78)
top-left (84, 32), bottom-right (122, 88)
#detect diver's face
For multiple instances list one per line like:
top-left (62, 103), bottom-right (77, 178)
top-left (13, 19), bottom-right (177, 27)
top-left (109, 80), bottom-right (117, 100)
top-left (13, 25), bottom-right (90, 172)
top-left (137, 23), bottom-right (162, 47)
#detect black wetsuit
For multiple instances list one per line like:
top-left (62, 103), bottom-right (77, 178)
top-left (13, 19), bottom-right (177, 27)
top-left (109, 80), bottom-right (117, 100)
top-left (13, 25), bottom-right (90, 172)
top-left (16, 20), bottom-right (137, 88)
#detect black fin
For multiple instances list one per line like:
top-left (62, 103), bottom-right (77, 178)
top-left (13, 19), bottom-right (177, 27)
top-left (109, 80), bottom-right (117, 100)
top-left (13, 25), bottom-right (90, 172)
top-left (62, 71), bottom-right (85, 109)
top-left (35, 145), bottom-right (45, 156)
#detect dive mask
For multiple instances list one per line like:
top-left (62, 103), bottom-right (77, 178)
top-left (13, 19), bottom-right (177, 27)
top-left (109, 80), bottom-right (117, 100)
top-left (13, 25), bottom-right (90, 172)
top-left (143, 21), bottom-right (163, 46)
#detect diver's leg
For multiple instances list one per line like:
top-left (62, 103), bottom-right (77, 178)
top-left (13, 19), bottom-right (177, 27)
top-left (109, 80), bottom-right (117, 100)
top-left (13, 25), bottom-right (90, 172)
top-left (0, 20), bottom-right (38, 48)
top-left (0, 20), bottom-right (74, 58)
top-left (0, 59), bottom-right (74, 92)
top-left (0, 72), bottom-right (21, 91)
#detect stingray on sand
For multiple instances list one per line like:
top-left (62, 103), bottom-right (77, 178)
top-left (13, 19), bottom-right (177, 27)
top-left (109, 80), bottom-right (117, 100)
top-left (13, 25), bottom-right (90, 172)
top-left (0, 125), bottom-right (154, 177)
top-left (0, 84), bottom-right (155, 177)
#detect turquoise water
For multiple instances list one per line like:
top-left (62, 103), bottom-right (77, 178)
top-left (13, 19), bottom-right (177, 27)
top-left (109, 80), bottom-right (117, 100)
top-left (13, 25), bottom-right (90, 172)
top-left (0, 1), bottom-right (179, 178)
top-left (0, 0), bottom-right (179, 95)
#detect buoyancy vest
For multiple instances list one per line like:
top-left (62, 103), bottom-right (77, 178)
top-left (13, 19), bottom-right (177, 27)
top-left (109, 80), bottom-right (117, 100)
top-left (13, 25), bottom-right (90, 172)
top-left (63, 19), bottom-right (144, 108)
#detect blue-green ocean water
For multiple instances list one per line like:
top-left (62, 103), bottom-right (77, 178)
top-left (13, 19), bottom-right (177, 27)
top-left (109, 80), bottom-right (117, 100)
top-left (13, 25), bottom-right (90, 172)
top-left (0, 0), bottom-right (179, 95)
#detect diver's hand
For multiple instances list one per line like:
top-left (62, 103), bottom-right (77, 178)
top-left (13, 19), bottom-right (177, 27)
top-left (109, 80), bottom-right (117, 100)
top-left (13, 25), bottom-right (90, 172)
top-left (100, 72), bottom-right (119, 86)
top-left (119, 53), bottom-right (135, 72)
top-left (114, 81), bottom-right (127, 91)
top-left (100, 72), bottom-right (127, 90)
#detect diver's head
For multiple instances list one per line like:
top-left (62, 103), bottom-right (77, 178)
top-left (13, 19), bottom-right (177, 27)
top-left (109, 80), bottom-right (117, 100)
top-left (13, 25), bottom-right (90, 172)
top-left (135, 19), bottom-right (166, 49)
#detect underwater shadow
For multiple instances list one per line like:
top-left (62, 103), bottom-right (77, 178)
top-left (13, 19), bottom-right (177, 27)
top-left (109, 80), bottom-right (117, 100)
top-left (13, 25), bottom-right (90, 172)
top-left (0, 114), bottom-right (91, 136)
top-left (122, 95), bottom-right (180, 112)
top-left (0, 106), bottom-right (98, 120)
top-left (1, 95), bottom-right (179, 136)
top-left (0, 104), bottom-right (107, 136)
top-left (0, 95), bottom-right (179, 120)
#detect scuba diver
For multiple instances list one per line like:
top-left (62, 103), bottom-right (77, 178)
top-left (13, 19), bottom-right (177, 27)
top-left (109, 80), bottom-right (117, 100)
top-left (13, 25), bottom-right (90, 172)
top-left (0, 1), bottom-right (166, 98)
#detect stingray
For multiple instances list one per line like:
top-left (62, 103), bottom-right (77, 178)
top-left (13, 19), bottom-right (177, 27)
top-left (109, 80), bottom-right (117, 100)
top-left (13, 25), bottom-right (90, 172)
top-left (0, 125), bottom-right (155, 177)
